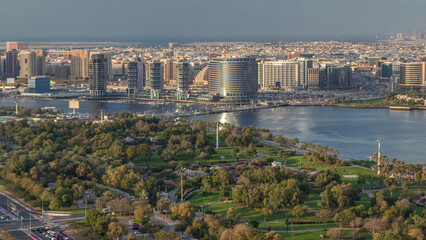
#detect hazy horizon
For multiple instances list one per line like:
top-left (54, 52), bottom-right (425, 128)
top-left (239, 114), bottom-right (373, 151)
top-left (1, 0), bottom-right (426, 41)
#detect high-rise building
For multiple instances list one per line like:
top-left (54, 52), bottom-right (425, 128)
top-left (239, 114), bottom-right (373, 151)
top-left (18, 50), bottom-right (37, 78)
top-left (194, 66), bottom-right (209, 85)
top-left (71, 49), bottom-right (90, 79)
top-left (307, 68), bottom-right (325, 90)
top-left (396, 33), bottom-right (403, 40)
top-left (127, 60), bottom-right (145, 95)
top-left (5, 50), bottom-right (19, 77)
top-left (6, 41), bottom-right (29, 52)
top-left (32, 50), bottom-right (46, 76)
top-left (208, 57), bottom-right (258, 103)
top-left (162, 59), bottom-right (174, 84)
top-left (28, 76), bottom-right (50, 93)
top-left (0, 56), bottom-right (6, 77)
top-left (258, 60), bottom-right (300, 90)
top-left (326, 66), bottom-right (352, 89)
top-left (89, 54), bottom-right (108, 97)
top-left (381, 63), bottom-right (393, 78)
top-left (297, 58), bottom-right (313, 87)
top-left (399, 62), bottom-right (423, 86)
top-left (145, 61), bottom-right (163, 99)
top-left (175, 61), bottom-right (190, 100)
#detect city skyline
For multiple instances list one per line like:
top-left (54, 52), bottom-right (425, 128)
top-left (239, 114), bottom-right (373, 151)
top-left (1, 0), bottom-right (426, 42)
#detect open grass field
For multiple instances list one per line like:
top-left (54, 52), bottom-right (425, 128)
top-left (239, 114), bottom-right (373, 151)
top-left (278, 230), bottom-right (328, 239)
top-left (201, 202), bottom-right (334, 224)
top-left (277, 230), bottom-right (372, 240)
top-left (133, 152), bottom-right (167, 167)
top-left (272, 154), bottom-right (333, 170)
top-left (258, 222), bottom-right (336, 232)
top-left (188, 191), bottom-right (220, 206)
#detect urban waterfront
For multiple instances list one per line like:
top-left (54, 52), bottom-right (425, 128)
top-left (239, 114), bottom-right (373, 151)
top-left (2, 97), bottom-right (425, 164)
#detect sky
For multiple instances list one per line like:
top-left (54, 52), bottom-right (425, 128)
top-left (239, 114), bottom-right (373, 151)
top-left (1, 0), bottom-right (426, 42)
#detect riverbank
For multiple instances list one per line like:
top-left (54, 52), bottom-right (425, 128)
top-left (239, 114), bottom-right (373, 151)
top-left (335, 98), bottom-right (426, 110)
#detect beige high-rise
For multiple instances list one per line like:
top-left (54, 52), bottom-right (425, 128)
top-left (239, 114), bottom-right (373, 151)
top-left (70, 49), bottom-right (90, 78)
top-left (18, 50), bottom-right (37, 78)
top-left (31, 49), bottom-right (45, 76)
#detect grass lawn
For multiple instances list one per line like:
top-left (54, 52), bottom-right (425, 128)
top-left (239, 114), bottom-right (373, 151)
top-left (188, 191), bottom-right (220, 206)
top-left (55, 207), bottom-right (86, 216)
top-left (278, 229), bottom-right (372, 240)
top-left (133, 152), bottom-right (168, 167)
top-left (202, 202), bottom-right (333, 223)
top-left (340, 98), bottom-right (426, 109)
top-left (279, 230), bottom-right (328, 239)
top-left (201, 147), bottom-right (252, 165)
top-left (272, 154), bottom-right (333, 170)
top-left (258, 222), bottom-right (336, 231)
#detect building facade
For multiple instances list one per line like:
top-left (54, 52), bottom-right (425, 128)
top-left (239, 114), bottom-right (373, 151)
top-left (175, 61), bottom-right (190, 99)
top-left (127, 61), bottom-right (145, 94)
top-left (18, 50), bottom-right (37, 78)
top-left (5, 50), bottom-right (19, 77)
top-left (28, 76), bottom-right (50, 93)
top-left (71, 49), bottom-right (90, 79)
top-left (399, 63), bottom-right (423, 86)
top-left (89, 54), bottom-right (108, 97)
top-left (258, 60), bottom-right (300, 90)
top-left (208, 57), bottom-right (258, 103)
top-left (145, 61), bottom-right (163, 99)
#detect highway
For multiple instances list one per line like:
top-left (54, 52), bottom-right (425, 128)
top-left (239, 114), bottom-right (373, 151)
top-left (0, 191), bottom-right (44, 239)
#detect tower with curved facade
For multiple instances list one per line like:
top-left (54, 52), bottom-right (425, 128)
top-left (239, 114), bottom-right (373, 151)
top-left (208, 57), bottom-right (258, 103)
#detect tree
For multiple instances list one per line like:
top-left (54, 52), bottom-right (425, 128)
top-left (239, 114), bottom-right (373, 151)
top-left (126, 145), bottom-right (137, 160)
top-left (388, 184), bottom-right (398, 197)
top-left (249, 220), bottom-right (259, 229)
top-left (107, 221), bottom-right (128, 240)
top-left (319, 183), bottom-right (359, 211)
top-left (134, 205), bottom-right (151, 223)
top-left (316, 209), bottom-right (332, 219)
top-left (291, 205), bottom-right (307, 219)
top-left (153, 230), bottom-right (182, 240)
top-left (171, 202), bottom-right (196, 224)
top-left (157, 199), bottom-right (171, 215)
top-left (226, 208), bottom-right (241, 221)
top-left (327, 228), bottom-right (344, 240)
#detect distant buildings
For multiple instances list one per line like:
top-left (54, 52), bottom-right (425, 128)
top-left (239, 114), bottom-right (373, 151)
top-left (208, 57), bottom-right (258, 103)
top-left (6, 41), bottom-right (29, 52)
top-left (28, 76), bottom-right (50, 93)
top-left (89, 54), bottom-right (108, 97)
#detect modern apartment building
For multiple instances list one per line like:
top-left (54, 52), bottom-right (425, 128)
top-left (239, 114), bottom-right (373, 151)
top-left (208, 57), bottom-right (258, 103)
top-left (89, 54), bottom-right (108, 97)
